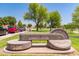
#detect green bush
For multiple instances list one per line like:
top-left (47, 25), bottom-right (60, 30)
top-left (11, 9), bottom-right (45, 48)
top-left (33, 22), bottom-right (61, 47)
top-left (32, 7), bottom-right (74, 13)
top-left (8, 25), bottom-right (14, 28)
top-left (18, 20), bottom-right (23, 28)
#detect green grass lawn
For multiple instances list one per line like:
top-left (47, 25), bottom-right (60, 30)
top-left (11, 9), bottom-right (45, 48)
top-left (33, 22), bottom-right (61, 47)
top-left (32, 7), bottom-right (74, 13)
top-left (71, 37), bottom-right (79, 51)
top-left (69, 33), bottom-right (79, 36)
top-left (0, 34), bottom-right (19, 48)
top-left (32, 28), bottom-right (50, 32)
top-left (0, 30), bottom-right (79, 56)
top-left (67, 32), bottom-right (79, 52)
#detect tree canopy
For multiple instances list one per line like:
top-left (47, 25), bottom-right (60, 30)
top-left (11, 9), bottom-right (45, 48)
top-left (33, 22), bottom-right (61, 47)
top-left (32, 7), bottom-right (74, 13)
top-left (48, 11), bottom-right (61, 31)
top-left (27, 24), bottom-right (32, 28)
top-left (72, 6), bottom-right (79, 28)
top-left (24, 3), bottom-right (48, 31)
top-left (18, 20), bottom-right (23, 28)
top-left (0, 18), bottom-right (3, 26)
top-left (3, 16), bottom-right (16, 26)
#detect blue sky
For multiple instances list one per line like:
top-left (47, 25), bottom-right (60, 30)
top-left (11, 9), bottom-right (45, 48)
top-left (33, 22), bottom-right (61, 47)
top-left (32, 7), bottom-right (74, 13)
top-left (0, 3), bottom-right (79, 25)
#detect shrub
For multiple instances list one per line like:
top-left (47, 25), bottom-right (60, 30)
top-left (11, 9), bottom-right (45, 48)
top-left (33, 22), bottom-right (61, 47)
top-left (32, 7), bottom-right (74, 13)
top-left (18, 20), bottom-right (23, 28)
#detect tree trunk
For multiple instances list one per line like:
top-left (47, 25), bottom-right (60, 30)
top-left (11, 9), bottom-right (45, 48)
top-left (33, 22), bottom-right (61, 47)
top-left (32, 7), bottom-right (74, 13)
top-left (36, 21), bottom-right (39, 31)
top-left (50, 21), bottom-right (53, 31)
top-left (36, 25), bottom-right (38, 31)
top-left (40, 27), bottom-right (41, 30)
top-left (50, 26), bottom-right (52, 31)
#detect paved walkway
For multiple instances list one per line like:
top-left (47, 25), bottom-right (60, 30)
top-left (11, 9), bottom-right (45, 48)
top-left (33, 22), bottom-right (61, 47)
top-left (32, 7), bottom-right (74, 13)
top-left (73, 31), bottom-right (79, 33)
top-left (4, 47), bottom-right (75, 54)
top-left (0, 31), bottom-right (25, 41)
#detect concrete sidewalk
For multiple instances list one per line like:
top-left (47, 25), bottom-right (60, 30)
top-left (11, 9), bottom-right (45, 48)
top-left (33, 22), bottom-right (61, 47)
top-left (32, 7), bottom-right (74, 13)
top-left (4, 47), bottom-right (75, 54)
top-left (0, 31), bottom-right (25, 41)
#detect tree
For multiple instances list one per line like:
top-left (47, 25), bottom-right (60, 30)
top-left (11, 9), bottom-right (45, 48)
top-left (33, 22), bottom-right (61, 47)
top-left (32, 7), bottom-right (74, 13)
top-left (64, 23), bottom-right (75, 30)
top-left (64, 23), bottom-right (76, 33)
top-left (27, 24), bottom-right (32, 31)
top-left (23, 24), bottom-right (26, 27)
top-left (18, 20), bottom-right (23, 28)
top-left (38, 22), bottom-right (44, 29)
top-left (0, 17), bottom-right (8, 26)
top-left (27, 24), bottom-right (32, 28)
top-left (72, 6), bottom-right (79, 29)
top-left (2, 17), bottom-right (9, 25)
top-left (24, 3), bottom-right (48, 31)
top-left (3, 16), bottom-right (16, 26)
top-left (0, 18), bottom-right (3, 26)
top-left (48, 11), bottom-right (61, 31)
top-left (37, 5), bottom-right (48, 30)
